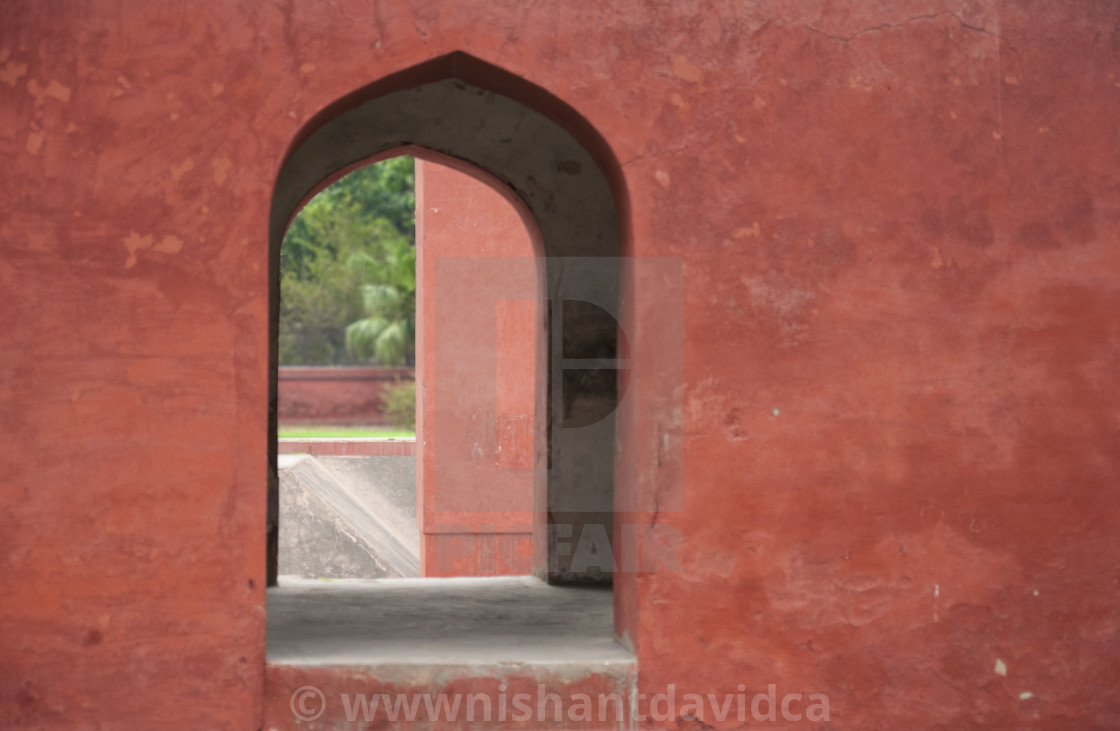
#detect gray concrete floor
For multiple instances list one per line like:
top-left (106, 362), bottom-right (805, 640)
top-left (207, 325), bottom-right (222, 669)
top-left (266, 576), bottom-right (634, 669)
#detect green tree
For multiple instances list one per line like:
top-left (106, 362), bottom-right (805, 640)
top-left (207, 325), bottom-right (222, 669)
top-left (344, 234), bottom-right (416, 366)
top-left (281, 156), bottom-right (414, 280)
top-left (330, 156), bottom-right (415, 239)
top-left (279, 156), bottom-right (416, 366)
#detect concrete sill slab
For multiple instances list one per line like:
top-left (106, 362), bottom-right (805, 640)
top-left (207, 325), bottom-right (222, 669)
top-left (266, 576), bottom-right (633, 674)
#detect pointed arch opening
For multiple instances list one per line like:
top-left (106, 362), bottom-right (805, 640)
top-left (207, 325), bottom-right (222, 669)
top-left (267, 53), bottom-right (630, 598)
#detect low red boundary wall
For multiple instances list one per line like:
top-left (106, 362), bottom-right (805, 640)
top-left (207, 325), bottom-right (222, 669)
top-left (278, 366), bottom-right (414, 425)
top-left (277, 438), bottom-right (416, 457)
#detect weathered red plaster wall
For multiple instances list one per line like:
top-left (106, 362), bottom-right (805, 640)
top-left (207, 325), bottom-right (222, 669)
top-left (614, 3), bottom-right (1120, 727)
top-left (2, 1), bottom-right (1119, 729)
top-left (416, 159), bottom-right (537, 577)
top-left (278, 366), bottom-right (413, 426)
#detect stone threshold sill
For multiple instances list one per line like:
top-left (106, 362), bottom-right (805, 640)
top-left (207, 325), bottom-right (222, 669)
top-left (266, 576), bottom-right (633, 676)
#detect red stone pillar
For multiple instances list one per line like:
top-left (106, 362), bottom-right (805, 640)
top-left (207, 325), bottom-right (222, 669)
top-left (415, 158), bottom-right (541, 576)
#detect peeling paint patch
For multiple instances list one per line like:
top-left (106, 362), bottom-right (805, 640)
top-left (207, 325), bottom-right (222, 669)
top-left (0, 60), bottom-right (27, 86)
top-left (45, 79), bottom-right (71, 102)
top-left (123, 232), bottom-right (153, 269)
top-left (671, 55), bottom-right (703, 83)
top-left (722, 407), bottom-right (748, 441)
top-left (112, 76), bottom-right (131, 97)
top-left (212, 156), bottom-right (232, 185)
top-left (25, 130), bottom-right (44, 155)
top-left (171, 159), bottom-right (195, 181)
top-left (994, 658), bottom-right (1007, 676)
top-left (28, 78), bottom-right (71, 104)
top-left (734, 223), bottom-right (761, 238)
top-left (154, 235), bottom-right (183, 254)
top-left (744, 276), bottom-right (816, 317)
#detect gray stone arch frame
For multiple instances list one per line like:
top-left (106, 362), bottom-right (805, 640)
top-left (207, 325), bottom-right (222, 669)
top-left (267, 52), bottom-right (629, 586)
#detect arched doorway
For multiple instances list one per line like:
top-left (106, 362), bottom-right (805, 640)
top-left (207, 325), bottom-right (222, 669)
top-left (268, 52), bottom-right (628, 587)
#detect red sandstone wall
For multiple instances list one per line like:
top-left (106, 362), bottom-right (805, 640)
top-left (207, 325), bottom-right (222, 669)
top-left (415, 159), bottom-right (537, 577)
top-left (2, 2), bottom-right (1119, 729)
top-left (277, 366), bottom-right (413, 426)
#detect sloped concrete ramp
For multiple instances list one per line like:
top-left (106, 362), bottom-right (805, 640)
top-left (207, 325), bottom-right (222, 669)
top-left (316, 455), bottom-right (418, 558)
top-left (278, 454), bottom-right (419, 579)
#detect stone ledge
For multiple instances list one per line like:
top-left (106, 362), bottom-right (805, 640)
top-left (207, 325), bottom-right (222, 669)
top-left (266, 576), bottom-right (630, 668)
